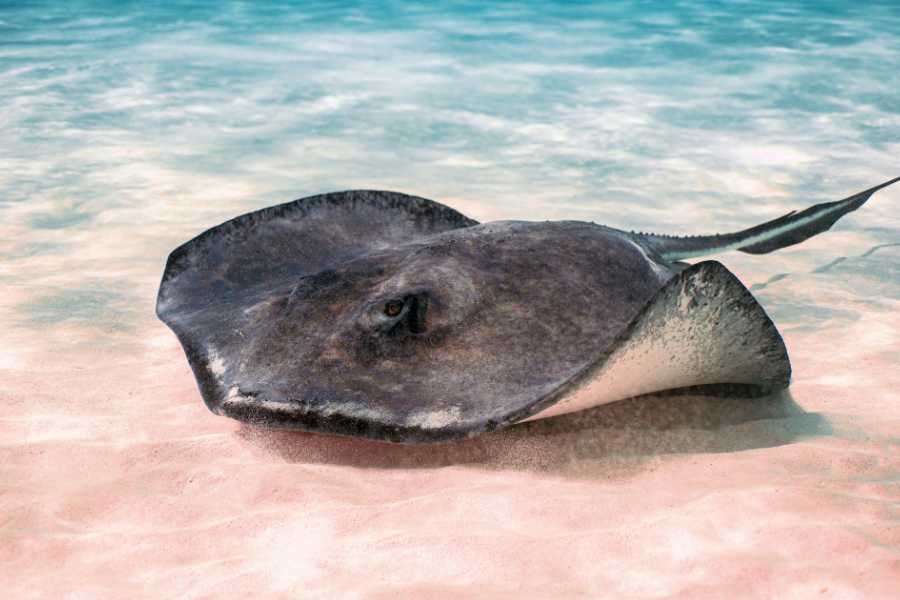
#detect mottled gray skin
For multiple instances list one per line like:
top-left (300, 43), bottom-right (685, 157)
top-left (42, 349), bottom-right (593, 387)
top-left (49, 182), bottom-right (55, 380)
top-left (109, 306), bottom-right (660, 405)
top-left (157, 180), bottom-right (896, 442)
top-left (158, 192), bottom-right (673, 441)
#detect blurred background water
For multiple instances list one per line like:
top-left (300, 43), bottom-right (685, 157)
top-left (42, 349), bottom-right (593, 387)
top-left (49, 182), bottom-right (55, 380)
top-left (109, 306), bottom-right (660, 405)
top-left (3, 1), bottom-right (899, 222)
top-left (2, 2), bottom-right (900, 597)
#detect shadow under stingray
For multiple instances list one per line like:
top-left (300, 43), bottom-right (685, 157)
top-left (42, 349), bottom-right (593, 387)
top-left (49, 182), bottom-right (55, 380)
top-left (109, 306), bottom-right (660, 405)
top-left (236, 388), bottom-right (831, 476)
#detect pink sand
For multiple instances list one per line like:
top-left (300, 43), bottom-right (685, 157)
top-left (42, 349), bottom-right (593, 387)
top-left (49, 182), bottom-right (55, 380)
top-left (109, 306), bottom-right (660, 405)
top-left (2, 199), bottom-right (899, 598)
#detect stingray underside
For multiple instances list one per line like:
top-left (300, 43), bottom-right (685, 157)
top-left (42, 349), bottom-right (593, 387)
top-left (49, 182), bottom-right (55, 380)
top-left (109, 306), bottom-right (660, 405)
top-left (525, 260), bottom-right (791, 421)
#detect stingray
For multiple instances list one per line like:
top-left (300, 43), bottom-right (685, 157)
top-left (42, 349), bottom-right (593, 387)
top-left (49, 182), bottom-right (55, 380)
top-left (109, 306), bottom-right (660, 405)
top-left (156, 177), bottom-right (899, 443)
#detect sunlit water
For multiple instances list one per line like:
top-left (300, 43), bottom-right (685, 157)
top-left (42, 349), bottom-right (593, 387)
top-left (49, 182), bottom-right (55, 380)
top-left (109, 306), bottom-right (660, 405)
top-left (2, 2), bottom-right (899, 598)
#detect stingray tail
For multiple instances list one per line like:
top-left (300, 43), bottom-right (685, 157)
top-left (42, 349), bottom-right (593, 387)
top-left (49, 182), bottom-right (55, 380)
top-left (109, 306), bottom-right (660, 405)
top-left (636, 177), bottom-right (899, 261)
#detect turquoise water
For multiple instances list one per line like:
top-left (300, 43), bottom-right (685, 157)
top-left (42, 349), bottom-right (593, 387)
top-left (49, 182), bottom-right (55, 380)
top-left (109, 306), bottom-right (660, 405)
top-left (3, 1), bottom-right (899, 228)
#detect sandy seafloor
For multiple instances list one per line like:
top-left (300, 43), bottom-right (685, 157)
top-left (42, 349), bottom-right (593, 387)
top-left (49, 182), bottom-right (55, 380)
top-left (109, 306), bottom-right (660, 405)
top-left (2, 2), bottom-right (900, 598)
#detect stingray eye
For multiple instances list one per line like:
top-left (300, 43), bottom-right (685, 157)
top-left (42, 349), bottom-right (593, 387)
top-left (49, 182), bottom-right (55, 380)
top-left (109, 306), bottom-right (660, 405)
top-left (384, 299), bottom-right (404, 317)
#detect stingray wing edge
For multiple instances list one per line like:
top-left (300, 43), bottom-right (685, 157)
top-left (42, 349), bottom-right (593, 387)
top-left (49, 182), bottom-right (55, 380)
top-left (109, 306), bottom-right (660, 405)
top-left (522, 260), bottom-right (792, 421)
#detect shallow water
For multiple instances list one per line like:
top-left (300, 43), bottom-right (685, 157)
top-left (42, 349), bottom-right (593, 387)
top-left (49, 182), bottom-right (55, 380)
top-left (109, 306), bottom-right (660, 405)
top-left (2, 2), bottom-right (899, 598)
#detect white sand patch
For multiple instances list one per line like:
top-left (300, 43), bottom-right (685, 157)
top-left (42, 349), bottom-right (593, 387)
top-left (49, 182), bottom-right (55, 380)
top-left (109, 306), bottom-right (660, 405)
top-left (813, 372), bottom-right (865, 387)
top-left (732, 144), bottom-right (814, 167)
top-left (145, 333), bottom-right (179, 350)
top-left (0, 349), bottom-right (22, 370)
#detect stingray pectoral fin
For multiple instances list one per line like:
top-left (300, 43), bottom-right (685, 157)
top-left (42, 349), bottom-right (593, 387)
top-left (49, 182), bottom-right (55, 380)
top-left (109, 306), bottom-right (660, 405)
top-left (156, 190), bottom-right (477, 318)
top-left (524, 261), bottom-right (791, 421)
top-left (637, 176), bottom-right (900, 261)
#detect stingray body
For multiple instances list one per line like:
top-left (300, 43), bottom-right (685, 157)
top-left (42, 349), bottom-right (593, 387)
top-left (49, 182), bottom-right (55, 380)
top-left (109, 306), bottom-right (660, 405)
top-left (157, 177), bottom-right (898, 442)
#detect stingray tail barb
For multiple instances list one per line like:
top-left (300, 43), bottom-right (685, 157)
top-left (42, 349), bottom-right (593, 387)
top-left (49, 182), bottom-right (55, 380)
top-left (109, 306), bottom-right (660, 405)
top-left (636, 176), bottom-right (899, 261)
